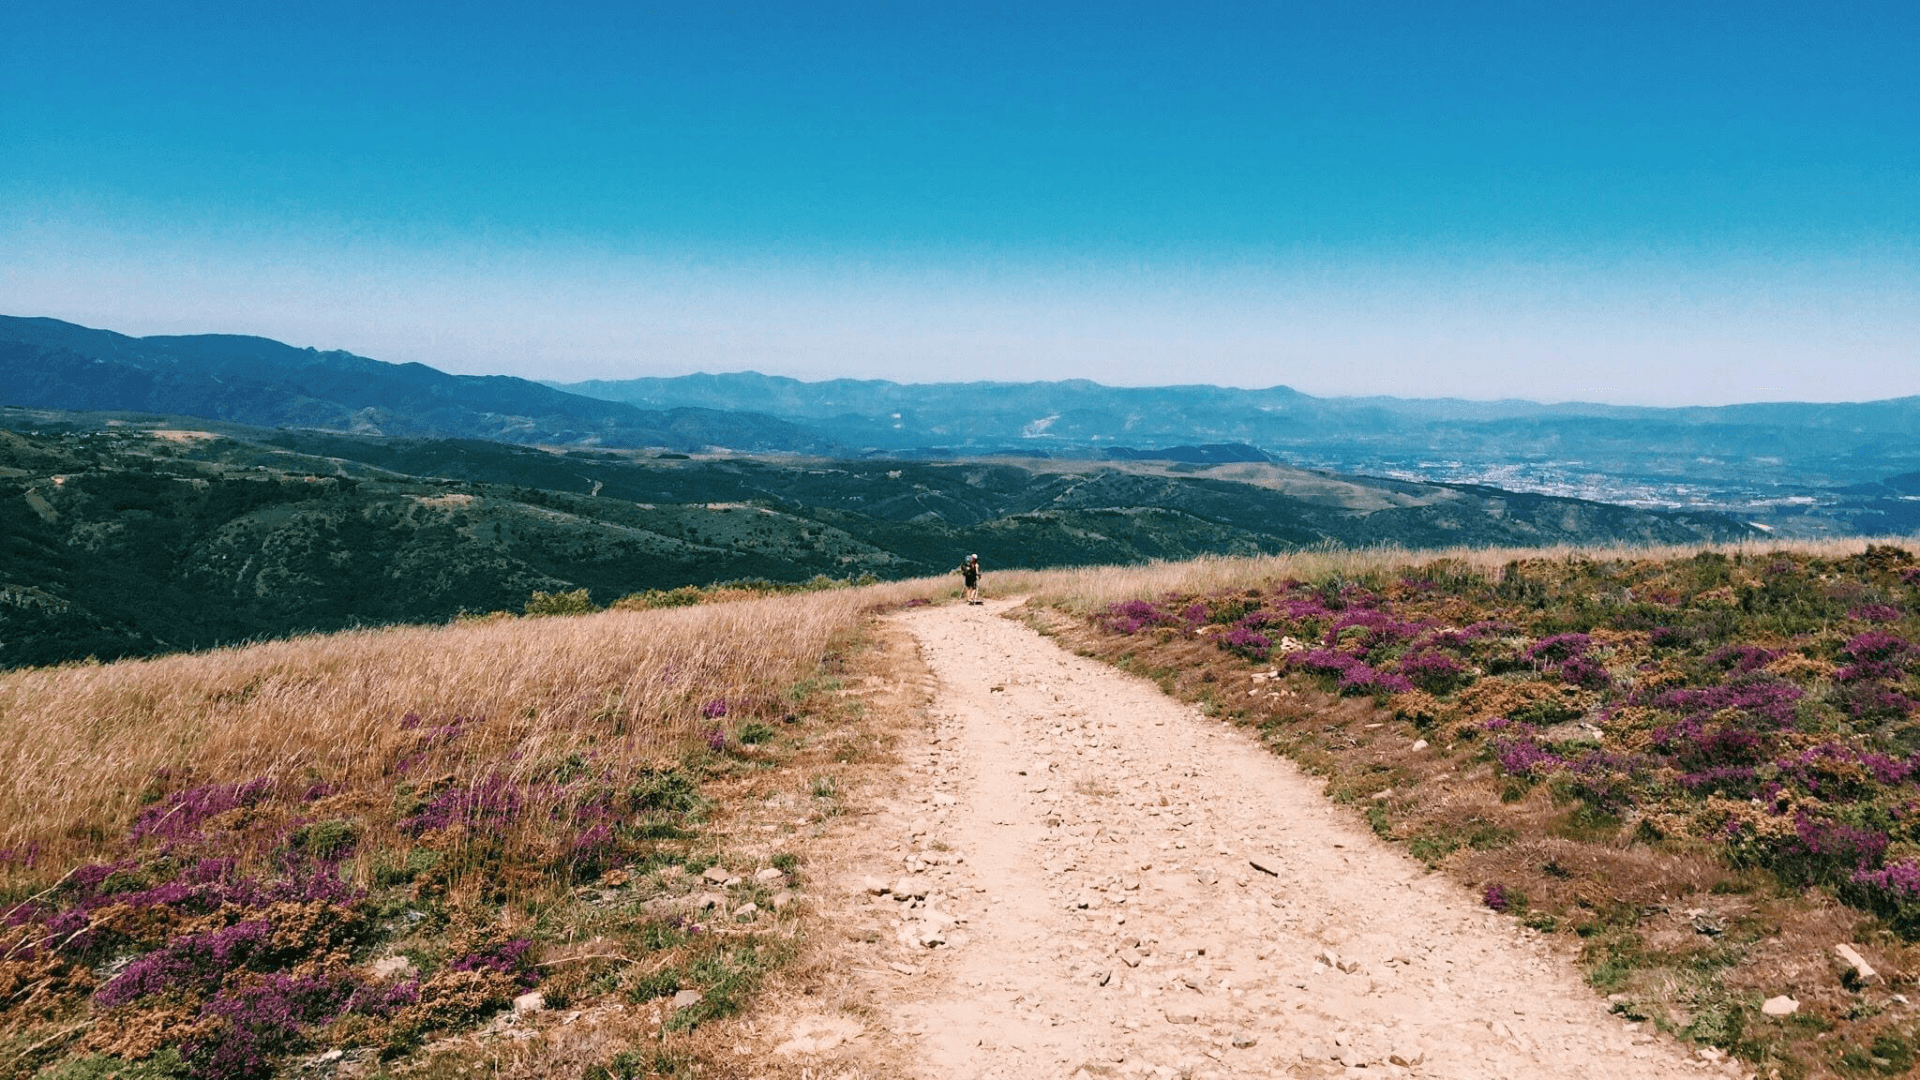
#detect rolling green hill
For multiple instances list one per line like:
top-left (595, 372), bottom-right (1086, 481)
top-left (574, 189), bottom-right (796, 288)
top-left (0, 409), bottom-right (1754, 669)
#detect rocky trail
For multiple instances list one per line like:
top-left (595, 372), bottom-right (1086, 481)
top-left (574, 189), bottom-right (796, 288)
top-left (811, 599), bottom-right (1735, 1079)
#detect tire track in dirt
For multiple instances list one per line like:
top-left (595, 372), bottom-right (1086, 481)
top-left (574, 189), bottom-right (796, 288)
top-left (828, 599), bottom-right (1740, 1079)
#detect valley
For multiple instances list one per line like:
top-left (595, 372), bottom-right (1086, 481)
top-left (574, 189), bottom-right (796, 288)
top-left (1, 408), bottom-right (1749, 669)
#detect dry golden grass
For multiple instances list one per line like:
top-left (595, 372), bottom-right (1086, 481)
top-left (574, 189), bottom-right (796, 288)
top-left (996, 535), bottom-right (1917, 614)
top-left (0, 575), bottom-right (946, 886)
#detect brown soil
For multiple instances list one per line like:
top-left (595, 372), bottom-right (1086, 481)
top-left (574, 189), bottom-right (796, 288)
top-left (761, 599), bottom-right (1726, 1079)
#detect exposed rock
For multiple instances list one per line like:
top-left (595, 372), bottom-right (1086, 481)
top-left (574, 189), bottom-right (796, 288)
top-left (1230, 1032), bottom-right (1257, 1048)
top-left (1761, 996), bottom-right (1799, 1017)
top-left (1410, 739), bottom-right (1429, 751)
top-left (1164, 1011), bottom-right (1198, 1025)
top-left (755, 867), bottom-right (785, 883)
top-left (733, 902), bottom-right (759, 920)
top-left (369, 955), bottom-right (417, 980)
top-left (671, 989), bottom-right (703, 1010)
top-left (512, 991), bottom-right (546, 1014)
top-left (863, 875), bottom-right (891, 895)
top-left (1834, 943), bottom-right (1879, 987)
top-left (701, 865), bottom-right (731, 884)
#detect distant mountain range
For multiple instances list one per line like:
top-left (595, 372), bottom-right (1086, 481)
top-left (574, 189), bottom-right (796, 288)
top-left (558, 370), bottom-right (1920, 469)
top-left (559, 371), bottom-right (1920, 532)
top-left (0, 315), bottom-right (834, 453)
top-left (6, 315), bottom-right (1917, 535)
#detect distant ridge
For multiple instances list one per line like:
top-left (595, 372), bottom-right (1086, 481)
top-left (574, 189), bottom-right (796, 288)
top-left (0, 316), bottom-right (839, 453)
top-left (557, 369), bottom-right (1920, 512)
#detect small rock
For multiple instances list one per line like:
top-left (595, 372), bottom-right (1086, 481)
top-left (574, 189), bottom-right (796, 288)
top-left (1094, 968), bottom-right (1112, 986)
top-left (1761, 995), bottom-right (1799, 1017)
top-left (772, 890), bottom-right (795, 911)
top-left (895, 877), bottom-right (928, 899)
top-left (369, 955), bottom-right (417, 980)
top-left (1388, 1048), bottom-right (1424, 1067)
top-left (1298, 1040), bottom-right (1332, 1061)
top-left (1165, 1011), bottom-right (1198, 1025)
top-left (863, 875), bottom-right (891, 895)
top-left (733, 902), bottom-right (759, 920)
top-left (702, 865), bottom-right (731, 884)
top-left (755, 867), bottom-right (785, 883)
top-left (670, 989), bottom-right (703, 1010)
top-left (317, 1049), bottom-right (345, 1064)
top-left (1835, 943), bottom-right (1879, 986)
top-left (512, 991), bottom-right (546, 1014)
top-left (1230, 1032), bottom-right (1257, 1048)
top-left (1410, 739), bottom-right (1429, 751)
top-left (1370, 788), bottom-right (1392, 801)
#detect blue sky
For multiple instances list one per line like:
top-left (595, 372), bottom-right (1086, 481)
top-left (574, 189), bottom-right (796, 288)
top-left (3, 1), bottom-right (1915, 403)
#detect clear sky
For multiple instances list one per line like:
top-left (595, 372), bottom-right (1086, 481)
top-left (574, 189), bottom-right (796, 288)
top-left (3, 1), bottom-right (1915, 404)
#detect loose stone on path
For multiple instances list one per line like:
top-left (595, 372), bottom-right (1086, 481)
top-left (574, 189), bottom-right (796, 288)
top-left (833, 598), bottom-right (1702, 1080)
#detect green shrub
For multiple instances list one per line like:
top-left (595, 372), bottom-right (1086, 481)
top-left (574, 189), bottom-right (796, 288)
top-left (288, 818), bottom-right (359, 860)
top-left (629, 767), bottom-right (700, 815)
top-left (525, 588), bottom-right (596, 617)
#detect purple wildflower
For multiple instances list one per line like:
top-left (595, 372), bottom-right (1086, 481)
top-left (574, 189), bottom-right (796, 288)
top-left (129, 778), bottom-right (274, 843)
top-left (1556, 655), bottom-right (1612, 691)
top-left (449, 937), bottom-right (538, 988)
top-left (1853, 859), bottom-right (1920, 899)
top-left (1527, 633), bottom-right (1592, 662)
top-left (1706, 644), bottom-right (1777, 673)
top-left (1221, 626), bottom-right (1272, 660)
top-left (1844, 630), bottom-right (1913, 663)
top-left (1483, 884), bottom-right (1510, 912)
top-left (1492, 735), bottom-right (1563, 777)
top-left (96, 919), bottom-right (275, 1008)
top-left (188, 969), bottom-right (355, 1080)
top-left (1398, 649), bottom-right (1465, 692)
top-left (400, 774), bottom-right (524, 835)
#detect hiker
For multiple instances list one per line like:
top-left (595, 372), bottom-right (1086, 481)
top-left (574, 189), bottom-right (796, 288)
top-left (959, 553), bottom-right (982, 605)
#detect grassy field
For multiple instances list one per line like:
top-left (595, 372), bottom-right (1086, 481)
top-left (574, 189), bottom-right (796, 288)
top-left (1020, 537), bottom-right (1920, 1079)
top-left (0, 577), bottom-right (944, 1080)
top-left (12, 534), bottom-right (1920, 1080)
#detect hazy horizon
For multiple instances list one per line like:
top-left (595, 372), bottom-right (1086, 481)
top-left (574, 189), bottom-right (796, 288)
top-left (5, 2), bottom-right (1915, 407)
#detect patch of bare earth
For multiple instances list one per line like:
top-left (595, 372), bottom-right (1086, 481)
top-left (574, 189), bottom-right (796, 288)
top-left (803, 599), bottom-right (1718, 1080)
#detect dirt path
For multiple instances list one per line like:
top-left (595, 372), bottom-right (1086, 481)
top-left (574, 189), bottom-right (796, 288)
top-left (821, 599), bottom-right (1737, 1080)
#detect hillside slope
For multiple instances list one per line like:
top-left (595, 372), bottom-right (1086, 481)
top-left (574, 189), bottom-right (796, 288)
top-left (0, 411), bottom-right (1753, 668)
